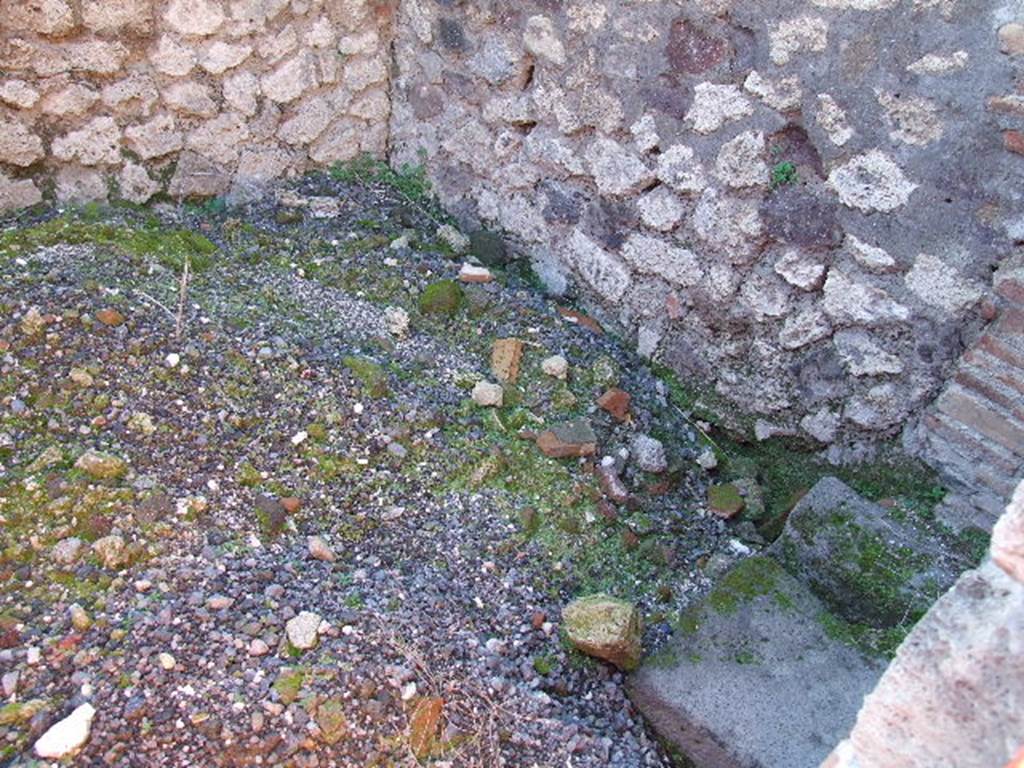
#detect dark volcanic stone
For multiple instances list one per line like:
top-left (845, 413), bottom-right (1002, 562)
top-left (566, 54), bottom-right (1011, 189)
top-left (469, 229), bottom-right (509, 266)
top-left (665, 18), bottom-right (729, 74)
top-left (760, 185), bottom-right (843, 249)
top-left (438, 18), bottom-right (467, 52)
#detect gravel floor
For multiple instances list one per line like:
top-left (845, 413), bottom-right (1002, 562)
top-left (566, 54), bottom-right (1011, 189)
top-left (0, 177), bottom-right (745, 767)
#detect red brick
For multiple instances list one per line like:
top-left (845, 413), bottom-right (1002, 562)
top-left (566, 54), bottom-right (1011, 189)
top-left (999, 308), bottom-right (1024, 335)
top-left (937, 389), bottom-right (1024, 454)
top-left (1006, 130), bottom-right (1024, 155)
top-left (597, 388), bottom-right (631, 422)
top-left (924, 414), bottom-right (1020, 474)
top-left (977, 334), bottom-right (1024, 372)
top-left (954, 370), bottom-right (1024, 422)
top-left (995, 277), bottom-right (1024, 304)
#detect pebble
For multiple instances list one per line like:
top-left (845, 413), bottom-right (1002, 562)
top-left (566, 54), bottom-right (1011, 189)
top-left (249, 639), bottom-right (270, 656)
top-left (459, 264), bottom-right (494, 283)
top-left (95, 308), bottom-right (125, 327)
top-left (472, 380), bottom-right (504, 408)
top-left (541, 355), bottom-right (569, 380)
top-left (69, 604), bottom-right (91, 631)
top-left (51, 537), bottom-right (84, 566)
top-left (206, 594), bottom-right (235, 610)
top-left (631, 434), bottom-right (667, 474)
top-left (165, 352), bottom-right (180, 368)
top-left (158, 652), bottom-right (176, 670)
top-left (697, 447), bottom-right (718, 470)
top-left (384, 306), bottom-right (410, 337)
top-left (286, 611), bottom-right (322, 650)
top-left (92, 535), bottom-right (128, 569)
top-left (34, 703), bottom-right (96, 759)
top-left (308, 536), bottom-right (336, 562)
top-left (2, 671), bottom-right (18, 697)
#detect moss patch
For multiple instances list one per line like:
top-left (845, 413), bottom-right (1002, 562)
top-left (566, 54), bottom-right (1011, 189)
top-left (706, 557), bottom-right (792, 615)
top-left (0, 215), bottom-right (218, 273)
top-left (342, 356), bottom-right (389, 398)
top-left (418, 280), bottom-right (464, 317)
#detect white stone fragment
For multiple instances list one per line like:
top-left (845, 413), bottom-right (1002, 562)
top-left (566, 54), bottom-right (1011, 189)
top-left (816, 94), bottom-right (854, 146)
top-left (286, 611), bottom-right (322, 650)
top-left (828, 150), bottom-right (917, 213)
top-left (905, 254), bottom-right (984, 316)
top-left (636, 187), bottom-right (685, 232)
top-left (34, 704), bottom-right (96, 759)
top-left (847, 235), bottom-right (897, 272)
top-left (770, 16), bottom-right (828, 66)
top-left (656, 145), bottom-right (707, 194)
top-left (686, 83), bottom-right (753, 134)
top-left (715, 130), bottom-right (767, 189)
top-left (541, 355), bottom-right (569, 380)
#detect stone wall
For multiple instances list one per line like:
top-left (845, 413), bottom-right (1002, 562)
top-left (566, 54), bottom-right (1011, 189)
top-left (0, 0), bottom-right (393, 208)
top-left (388, 0), bottom-right (1023, 457)
top-left (823, 480), bottom-right (1024, 768)
top-left (3, 0), bottom-right (1023, 526)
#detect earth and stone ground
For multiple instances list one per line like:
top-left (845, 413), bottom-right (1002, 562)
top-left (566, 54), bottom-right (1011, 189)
top-left (0, 173), bottom-right (987, 767)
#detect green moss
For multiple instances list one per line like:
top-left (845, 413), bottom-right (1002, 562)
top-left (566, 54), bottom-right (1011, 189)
top-left (272, 668), bottom-right (306, 705)
top-left (0, 699), bottom-right (47, 726)
top-left (818, 611), bottom-right (908, 658)
top-left (706, 557), bottom-right (789, 615)
top-left (770, 161), bottom-right (798, 188)
top-left (734, 649), bottom-right (758, 665)
top-left (708, 484), bottom-right (744, 517)
top-left (236, 461), bottom-right (262, 488)
top-left (418, 280), bottom-right (464, 317)
top-left (532, 654), bottom-right (555, 676)
top-left (342, 356), bottom-right (389, 398)
top-left (652, 364), bottom-right (947, 530)
top-left (0, 216), bottom-right (218, 273)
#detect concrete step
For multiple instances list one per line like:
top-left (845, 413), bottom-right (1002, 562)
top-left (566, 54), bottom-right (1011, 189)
top-left (628, 556), bottom-right (886, 768)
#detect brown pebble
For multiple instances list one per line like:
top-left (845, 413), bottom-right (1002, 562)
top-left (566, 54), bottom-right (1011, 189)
top-left (96, 308), bottom-right (125, 327)
top-left (597, 388), bottom-right (631, 422)
top-left (280, 497), bottom-right (301, 514)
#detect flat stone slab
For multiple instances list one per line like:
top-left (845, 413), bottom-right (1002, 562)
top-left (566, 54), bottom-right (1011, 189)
top-left (628, 556), bottom-right (885, 768)
top-left (767, 476), bottom-right (960, 628)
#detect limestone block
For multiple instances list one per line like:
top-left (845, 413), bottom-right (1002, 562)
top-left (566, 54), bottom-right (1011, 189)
top-left (0, 121), bottom-right (45, 167)
top-left (40, 83), bottom-right (98, 117)
top-left (0, 0), bottom-right (75, 36)
top-left (52, 116), bottom-right (122, 166)
top-left (118, 162), bottom-right (159, 204)
top-left (163, 81), bottom-right (218, 117)
top-left (0, 173), bottom-right (43, 213)
top-left (0, 80), bottom-right (41, 109)
top-left (125, 114), bottom-right (184, 160)
top-left (82, 0), bottom-right (153, 33)
top-left (55, 166), bottom-right (107, 204)
top-left (164, 0), bottom-right (225, 36)
top-left (262, 53), bottom-right (319, 104)
top-left (167, 151), bottom-right (231, 198)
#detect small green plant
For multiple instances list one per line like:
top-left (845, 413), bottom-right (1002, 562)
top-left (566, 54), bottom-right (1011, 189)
top-left (770, 161), bottom-right (798, 188)
top-left (330, 151), bottom-right (434, 208)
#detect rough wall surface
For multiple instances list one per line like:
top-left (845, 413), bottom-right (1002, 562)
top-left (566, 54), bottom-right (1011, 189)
top-left (388, 0), bottom-right (1023, 458)
top-left (0, 0), bottom-right (393, 207)
top-left (909, 251), bottom-right (1024, 530)
top-left (823, 480), bottom-right (1024, 768)
top-left (3, 0), bottom-right (1023, 527)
